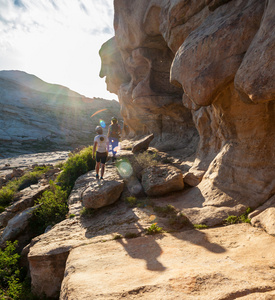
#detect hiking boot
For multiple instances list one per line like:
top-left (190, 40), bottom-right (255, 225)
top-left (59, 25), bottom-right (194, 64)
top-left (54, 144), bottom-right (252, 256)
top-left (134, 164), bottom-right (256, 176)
top-left (96, 174), bottom-right (99, 179)
top-left (100, 177), bottom-right (103, 180)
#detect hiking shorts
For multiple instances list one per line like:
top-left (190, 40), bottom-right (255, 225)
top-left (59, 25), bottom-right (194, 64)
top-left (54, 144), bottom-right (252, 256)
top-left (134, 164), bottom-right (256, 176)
top-left (96, 152), bottom-right (107, 164)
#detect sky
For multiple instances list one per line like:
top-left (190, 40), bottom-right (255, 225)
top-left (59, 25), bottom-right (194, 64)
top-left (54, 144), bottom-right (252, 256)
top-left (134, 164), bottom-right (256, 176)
top-left (0, 0), bottom-right (117, 100)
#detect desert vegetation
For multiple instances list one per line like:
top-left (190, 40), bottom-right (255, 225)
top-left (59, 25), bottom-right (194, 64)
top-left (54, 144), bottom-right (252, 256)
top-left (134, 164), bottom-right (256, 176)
top-left (0, 146), bottom-right (96, 299)
top-left (0, 166), bottom-right (50, 212)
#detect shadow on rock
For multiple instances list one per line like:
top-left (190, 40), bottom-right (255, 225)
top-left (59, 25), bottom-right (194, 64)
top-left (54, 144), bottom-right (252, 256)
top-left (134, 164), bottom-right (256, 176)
top-left (117, 235), bottom-right (166, 272)
top-left (172, 228), bottom-right (226, 254)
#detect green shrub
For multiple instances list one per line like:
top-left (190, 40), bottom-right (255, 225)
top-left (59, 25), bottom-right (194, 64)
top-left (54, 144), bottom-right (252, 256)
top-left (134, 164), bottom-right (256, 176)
top-left (0, 241), bottom-right (41, 300)
top-left (124, 196), bottom-right (149, 208)
top-left (153, 205), bottom-right (177, 217)
top-left (113, 234), bottom-right (122, 240)
top-left (124, 232), bottom-right (138, 239)
top-left (80, 207), bottom-right (95, 217)
top-left (145, 223), bottom-right (163, 235)
top-left (0, 169), bottom-right (48, 208)
top-left (135, 151), bottom-right (158, 168)
top-left (0, 187), bottom-right (15, 207)
top-left (224, 215), bottom-right (239, 225)
top-left (57, 146), bottom-right (95, 193)
top-left (224, 207), bottom-right (252, 225)
top-left (30, 182), bottom-right (68, 234)
top-left (124, 196), bottom-right (137, 207)
top-left (32, 165), bottom-right (50, 172)
top-left (0, 241), bottom-right (21, 297)
top-left (17, 172), bottom-right (40, 191)
top-left (194, 224), bottom-right (208, 229)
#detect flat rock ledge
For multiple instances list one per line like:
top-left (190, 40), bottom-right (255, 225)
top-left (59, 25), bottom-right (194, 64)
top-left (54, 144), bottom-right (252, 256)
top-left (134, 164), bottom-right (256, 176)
top-left (60, 224), bottom-right (275, 300)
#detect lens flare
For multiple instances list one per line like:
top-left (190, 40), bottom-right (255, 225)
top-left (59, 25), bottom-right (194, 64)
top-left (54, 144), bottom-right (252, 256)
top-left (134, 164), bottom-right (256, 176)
top-left (127, 177), bottom-right (142, 195)
top-left (90, 108), bottom-right (107, 118)
top-left (116, 159), bottom-right (133, 178)
top-left (99, 119), bottom-right (106, 128)
top-left (149, 215), bottom-right (157, 222)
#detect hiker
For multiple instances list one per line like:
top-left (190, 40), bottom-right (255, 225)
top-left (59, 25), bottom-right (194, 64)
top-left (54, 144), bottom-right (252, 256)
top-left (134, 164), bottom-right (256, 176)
top-left (93, 126), bottom-right (109, 179)
top-left (108, 117), bottom-right (121, 162)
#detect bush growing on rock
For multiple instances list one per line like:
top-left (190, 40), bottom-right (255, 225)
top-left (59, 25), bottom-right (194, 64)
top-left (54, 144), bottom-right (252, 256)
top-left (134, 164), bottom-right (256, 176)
top-left (0, 167), bottom-right (50, 208)
top-left (30, 181), bottom-right (68, 234)
top-left (0, 241), bottom-right (42, 300)
top-left (224, 208), bottom-right (252, 225)
top-left (57, 146), bottom-right (95, 193)
top-left (29, 147), bottom-right (96, 233)
top-left (135, 151), bottom-right (158, 168)
top-left (0, 187), bottom-right (14, 208)
top-left (145, 223), bottom-right (163, 235)
top-left (0, 241), bottom-right (21, 299)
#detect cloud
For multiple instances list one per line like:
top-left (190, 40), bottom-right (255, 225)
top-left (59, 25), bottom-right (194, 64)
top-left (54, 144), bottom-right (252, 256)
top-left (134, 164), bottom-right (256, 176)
top-left (13, 0), bottom-right (26, 8)
top-left (0, 0), bottom-right (114, 36)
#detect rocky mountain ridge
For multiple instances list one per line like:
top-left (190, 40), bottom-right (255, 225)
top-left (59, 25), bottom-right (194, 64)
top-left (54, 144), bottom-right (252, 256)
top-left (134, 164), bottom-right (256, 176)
top-left (0, 70), bottom-right (83, 98)
top-left (0, 70), bottom-right (120, 158)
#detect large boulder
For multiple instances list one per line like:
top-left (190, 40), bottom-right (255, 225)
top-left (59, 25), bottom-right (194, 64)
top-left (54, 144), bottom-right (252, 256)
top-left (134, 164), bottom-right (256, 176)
top-left (234, 0), bottom-right (275, 103)
top-left (81, 167), bottom-right (124, 209)
top-left (251, 200), bottom-right (275, 237)
top-left (0, 205), bottom-right (39, 248)
top-left (132, 134), bottom-right (154, 153)
top-left (183, 169), bottom-right (205, 186)
top-left (142, 164), bottom-right (184, 197)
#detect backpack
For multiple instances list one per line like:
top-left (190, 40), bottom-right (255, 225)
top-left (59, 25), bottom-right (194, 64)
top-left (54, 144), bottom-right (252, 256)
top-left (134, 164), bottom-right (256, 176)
top-left (108, 123), bottom-right (121, 139)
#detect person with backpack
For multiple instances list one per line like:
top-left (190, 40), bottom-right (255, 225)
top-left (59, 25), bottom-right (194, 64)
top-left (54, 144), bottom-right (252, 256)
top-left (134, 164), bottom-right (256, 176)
top-left (93, 126), bottom-right (109, 179)
top-left (108, 117), bottom-right (121, 162)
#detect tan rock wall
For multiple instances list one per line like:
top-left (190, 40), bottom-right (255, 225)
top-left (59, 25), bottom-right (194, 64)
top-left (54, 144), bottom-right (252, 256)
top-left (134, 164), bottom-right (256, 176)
top-left (100, 0), bottom-right (275, 216)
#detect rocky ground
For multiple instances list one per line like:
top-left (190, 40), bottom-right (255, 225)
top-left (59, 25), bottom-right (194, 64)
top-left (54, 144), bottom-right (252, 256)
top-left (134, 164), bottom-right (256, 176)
top-left (0, 151), bottom-right (69, 177)
top-left (27, 165), bottom-right (275, 299)
top-left (1, 146), bottom-right (275, 299)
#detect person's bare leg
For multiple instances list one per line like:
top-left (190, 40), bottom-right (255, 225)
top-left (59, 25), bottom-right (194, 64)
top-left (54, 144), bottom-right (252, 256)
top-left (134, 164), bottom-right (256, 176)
top-left (96, 162), bottom-right (100, 177)
top-left (101, 164), bottom-right (105, 178)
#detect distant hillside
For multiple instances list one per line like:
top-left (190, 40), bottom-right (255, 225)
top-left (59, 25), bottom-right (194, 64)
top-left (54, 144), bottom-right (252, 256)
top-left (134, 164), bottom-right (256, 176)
top-left (0, 70), bottom-right (121, 158)
top-left (0, 70), bottom-right (82, 98)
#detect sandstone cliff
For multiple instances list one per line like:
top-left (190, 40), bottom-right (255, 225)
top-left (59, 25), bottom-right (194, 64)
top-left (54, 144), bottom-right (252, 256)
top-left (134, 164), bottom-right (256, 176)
top-left (100, 0), bottom-right (275, 227)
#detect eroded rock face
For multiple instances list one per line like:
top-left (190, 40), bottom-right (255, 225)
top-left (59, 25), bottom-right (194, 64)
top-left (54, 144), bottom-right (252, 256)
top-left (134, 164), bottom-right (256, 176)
top-left (100, 0), bottom-right (198, 150)
top-left (100, 0), bottom-right (275, 224)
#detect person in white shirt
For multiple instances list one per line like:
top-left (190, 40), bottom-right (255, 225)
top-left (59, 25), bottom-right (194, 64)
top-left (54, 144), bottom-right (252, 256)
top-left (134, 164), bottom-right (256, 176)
top-left (93, 126), bottom-right (109, 179)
